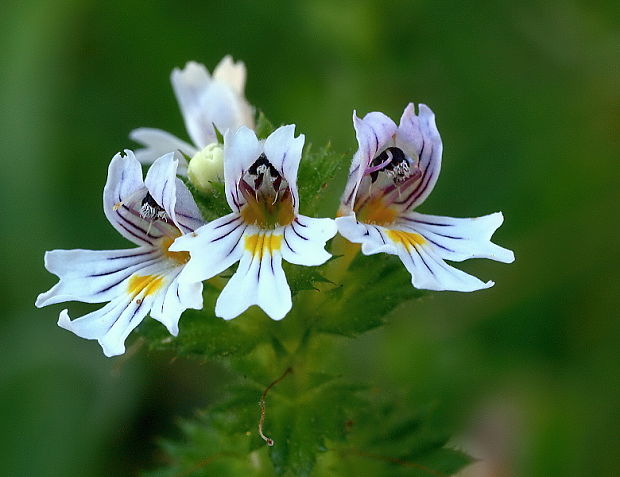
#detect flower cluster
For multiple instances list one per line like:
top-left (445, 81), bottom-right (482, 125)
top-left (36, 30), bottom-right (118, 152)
top-left (37, 56), bottom-right (514, 356)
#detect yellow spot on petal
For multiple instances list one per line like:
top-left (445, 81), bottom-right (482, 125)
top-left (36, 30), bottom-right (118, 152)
top-left (160, 236), bottom-right (190, 265)
top-left (386, 229), bottom-right (426, 250)
top-left (127, 274), bottom-right (164, 299)
top-left (355, 196), bottom-right (398, 226)
top-left (244, 233), bottom-right (283, 260)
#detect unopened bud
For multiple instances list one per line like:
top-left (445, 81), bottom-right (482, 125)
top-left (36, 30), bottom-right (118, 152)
top-left (187, 143), bottom-right (225, 193)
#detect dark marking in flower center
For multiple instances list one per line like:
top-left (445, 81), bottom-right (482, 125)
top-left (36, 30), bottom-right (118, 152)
top-left (140, 193), bottom-right (168, 222)
top-left (370, 147), bottom-right (413, 184)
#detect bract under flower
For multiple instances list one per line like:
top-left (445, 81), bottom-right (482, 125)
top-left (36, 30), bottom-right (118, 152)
top-left (171, 125), bottom-right (337, 320)
top-left (130, 56), bottom-right (255, 175)
top-left (35, 151), bottom-right (205, 356)
top-left (336, 103), bottom-right (514, 291)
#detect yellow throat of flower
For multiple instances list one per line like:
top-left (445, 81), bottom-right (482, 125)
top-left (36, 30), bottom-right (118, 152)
top-left (240, 193), bottom-right (295, 229)
top-left (355, 195), bottom-right (398, 226)
top-left (160, 235), bottom-right (190, 265)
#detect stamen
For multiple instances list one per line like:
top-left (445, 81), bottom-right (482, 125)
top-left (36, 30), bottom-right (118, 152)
top-left (140, 193), bottom-right (169, 222)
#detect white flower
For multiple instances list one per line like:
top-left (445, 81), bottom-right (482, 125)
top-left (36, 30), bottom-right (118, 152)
top-left (336, 104), bottom-right (514, 292)
top-left (36, 151), bottom-right (205, 357)
top-left (130, 56), bottom-right (255, 176)
top-left (171, 125), bottom-right (337, 320)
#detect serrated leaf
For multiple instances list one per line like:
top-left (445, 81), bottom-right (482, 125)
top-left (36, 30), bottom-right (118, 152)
top-left (315, 253), bottom-right (425, 337)
top-left (297, 143), bottom-right (347, 217)
top-left (139, 307), bottom-right (259, 359)
top-left (184, 179), bottom-right (230, 222)
top-left (266, 380), bottom-right (363, 476)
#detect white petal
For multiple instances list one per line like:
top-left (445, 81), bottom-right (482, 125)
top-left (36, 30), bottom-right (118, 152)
top-left (394, 236), bottom-right (494, 292)
top-left (223, 126), bottom-right (262, 211)
top-left (393, 103), bottom-right (443, 210)
top-left (36, 247), bottom-right (161, 307)
top-left (171, 61), bottom-right (217, 149)
top-left (149, 269), bottom-right (203, 336)
top-left (145, 152), bottom-right (179, 216)
top-left (171, 213), bottom-right (246, 284)
top-left (58, 291), bottom-right (153, 357)
top-left (103, 151), bottom-right (167, 246)
top-left (172, 177), bottom-right (205, 234)
top-left (398, 211), bottom-right (515, 263)
top-left (170, 61), bottom-right (217, 149)
top-left (211, 55), bottom-right (255, 130)
top-left (338, 214), bottom-right (500, 292)
top-left (212, 55), bottom-right (246, 96)
top-left (335, 214), bottom-right (394, 256)
top-left (340, 111), bottom-right (398, 213)
top-left (129, 127), bottom-right (196, 173)
top-left (263, 125), bottom-right (305, 213)
top-left (171, 59), bottom-right (255, 150)
top-left (281, 215), bottom-right (336, 266)
top-left (143, 153), bottom-right (204, 234)
top-left (215, 231), bottom-right (291, 320)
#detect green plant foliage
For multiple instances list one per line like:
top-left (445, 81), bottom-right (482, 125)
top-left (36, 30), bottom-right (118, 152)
top-left (184, 179), bottom-right (230, 222)
top-left (255, 111), bottom-right (275, 139)
top-left (314, 253), bottom-right (426, 337)
top-left (297, 143), bottom-right (346, 217)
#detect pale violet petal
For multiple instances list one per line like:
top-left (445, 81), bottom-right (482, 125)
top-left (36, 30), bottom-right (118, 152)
top-left (129, 127), bottom-right (196, 172)
top-left (223, 126), bottom-right (262, 211)
top-left (103, 150), bottom-right (167, 247)
top-left (172, 177), bottom-right (205, 234)
top-left (145, 153), bottom-right (179, 220)
top-left (171, 213), bottom-right (246, 284)
top-left (35, 247), bottom-right (160, 307)
top-left (171, 61), bottom-right (217, 149)
top-left (281, 215), bottom-right (336, 266)
top-left (143, 153), bottom-right (204, 234)
top-left (263, 125), bottom-right (305, 213)
top-left (215, 231), bottom-right (291, 320)
top-left (398, 211), bottom-right (515, 263)
top-left (394, 103), bottom-right (443, 210)
top-left (340, 111), bottom-right (398, 213)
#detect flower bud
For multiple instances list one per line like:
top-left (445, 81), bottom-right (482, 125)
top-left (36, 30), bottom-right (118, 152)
top-left (188, 143), bottom-right (224, 193)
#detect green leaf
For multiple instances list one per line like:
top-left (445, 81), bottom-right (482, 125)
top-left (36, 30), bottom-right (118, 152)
top-left (315, 253), bottom-right (425, 337)
top-left (318, 395), bottom-right (473, 477)
top-left (265, 379), bottom-right (363, 476)
top-left (183, 179), bottom-right (230, 222)
top-left (255, 111), bottom-right (275, 139)
top-left (139, 306), bottom-right (259, 360)
top-left (297, 143), bottom-right (347, 217)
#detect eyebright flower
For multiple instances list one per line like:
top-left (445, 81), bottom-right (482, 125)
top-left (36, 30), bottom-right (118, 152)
top-left (171, 125), bottom-right (338, 320)
top-left (336, 104), bottom-right (514, 291)
top-left (35, 151), bottom-right (205, 356)
top-left (130, 55), bottom-right (255, 176)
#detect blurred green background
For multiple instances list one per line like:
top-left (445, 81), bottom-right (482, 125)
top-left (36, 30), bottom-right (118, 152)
top-left (1, 0), bottom-right (618, 475)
